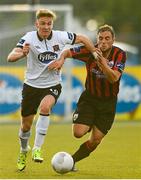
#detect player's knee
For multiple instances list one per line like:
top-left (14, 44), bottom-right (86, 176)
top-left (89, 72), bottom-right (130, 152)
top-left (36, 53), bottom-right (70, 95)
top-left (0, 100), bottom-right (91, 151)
top-left (22, 123), bottom-right (31, 131)
top-left (73, 130), bottom-right (85, 138)
top-left (40, 104), bottom-right (50, 114)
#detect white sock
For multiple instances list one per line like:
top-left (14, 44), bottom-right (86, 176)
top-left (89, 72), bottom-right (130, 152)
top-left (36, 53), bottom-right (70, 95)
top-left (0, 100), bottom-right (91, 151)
top-left (19, 129), bottom-right (31, 152)
top-left (33, 114), bottom-right (50, 150)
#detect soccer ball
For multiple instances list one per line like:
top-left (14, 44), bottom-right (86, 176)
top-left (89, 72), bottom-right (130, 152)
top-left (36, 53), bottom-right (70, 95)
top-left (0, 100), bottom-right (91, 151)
top-left (51, 151), bottom-right (74, 174)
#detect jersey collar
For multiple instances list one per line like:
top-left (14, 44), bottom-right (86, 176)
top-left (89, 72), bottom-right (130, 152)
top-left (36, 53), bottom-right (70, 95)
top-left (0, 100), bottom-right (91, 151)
top-left (37, 31), bottom-right (52, 41)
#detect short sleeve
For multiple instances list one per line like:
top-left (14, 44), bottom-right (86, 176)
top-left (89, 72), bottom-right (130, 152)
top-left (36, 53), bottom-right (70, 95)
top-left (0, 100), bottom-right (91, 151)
top-left (58, 31), bottom-right (76, 45)
top-left (113, 51), bottom-right (127, 73)
top-left (70, 45), bottom-right (92, 63)
top-left (16, 32), bottom-right (31, 48)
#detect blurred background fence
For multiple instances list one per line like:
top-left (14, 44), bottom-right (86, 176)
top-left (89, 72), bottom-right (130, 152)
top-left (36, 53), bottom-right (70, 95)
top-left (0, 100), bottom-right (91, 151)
top-left (0, 1), bottom-right (141, 123)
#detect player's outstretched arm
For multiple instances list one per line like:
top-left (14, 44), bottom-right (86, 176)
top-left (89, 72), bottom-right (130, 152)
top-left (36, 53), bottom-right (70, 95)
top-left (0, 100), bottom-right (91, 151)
top-left (7, 48), bottom-right (25, 62)
top-left (75, 34), bottom-right (97, 57)
top-left (100, 62), bottom-right (121, 83)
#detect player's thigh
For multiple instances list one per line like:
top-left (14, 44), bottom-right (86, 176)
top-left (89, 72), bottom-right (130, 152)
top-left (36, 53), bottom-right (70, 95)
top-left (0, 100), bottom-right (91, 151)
top-left (40, 83), bottom-right (62, 107)
top-left (72, 123), bottom-right (90, 138)
top-left (40, 95), bottom-right (56, 110)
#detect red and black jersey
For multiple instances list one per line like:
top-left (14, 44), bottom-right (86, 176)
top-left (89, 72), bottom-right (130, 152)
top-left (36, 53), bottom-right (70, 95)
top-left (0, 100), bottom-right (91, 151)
top-left (70, 45), bottom-right (126, 98)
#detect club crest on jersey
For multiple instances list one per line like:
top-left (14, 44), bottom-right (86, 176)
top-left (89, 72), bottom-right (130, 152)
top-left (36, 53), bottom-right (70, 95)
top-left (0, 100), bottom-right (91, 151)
top-left (108, 60), bottom-right (114, 68)
top-left (38, 51), bottom-right (58, 64)
top-left (53, 45), bottom-right (60, 52)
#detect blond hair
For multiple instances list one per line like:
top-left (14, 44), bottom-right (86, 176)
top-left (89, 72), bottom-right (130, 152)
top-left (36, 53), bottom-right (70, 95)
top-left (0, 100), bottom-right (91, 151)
top-left (36, 9), bottom-right (57, 21)
top-left (97, 24), bottom-right (115, 38)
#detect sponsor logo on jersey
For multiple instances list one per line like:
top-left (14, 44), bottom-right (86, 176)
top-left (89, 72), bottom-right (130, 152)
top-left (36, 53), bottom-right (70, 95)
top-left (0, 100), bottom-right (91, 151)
top-left (53, 45), bottom-right (60, 52)
top-left (0, 73), bottom-right (22, 115)
top-left (91, 68), bottom-right (106, 78)
top-left (38, 51), bottom-right (58, 64)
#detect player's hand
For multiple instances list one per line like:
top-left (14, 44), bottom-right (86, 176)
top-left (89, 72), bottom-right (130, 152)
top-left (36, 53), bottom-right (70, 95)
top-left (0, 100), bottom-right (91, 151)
top-left (92, 49), bottom-right (106, 70)
top-left (96, 50), bottom-right (108, 71)
top-left (48, 59), bottom-right (64, 70)
top-left (23, 43), bottom-right (30, 56)
top-left (92, 48), bottom-right (101, 61)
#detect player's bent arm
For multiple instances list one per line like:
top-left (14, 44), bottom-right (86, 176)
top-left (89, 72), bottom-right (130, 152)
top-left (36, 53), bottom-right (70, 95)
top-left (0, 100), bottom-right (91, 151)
top-left (60, 49), bottom-right (72, 59)
top-left (58, 49), bottom-right (73, 66)
top-left (96, 52), bottom-right (122, 83)
top-left (101, 64), bottom-right (121, 83)
top-left (7, 47), bottom-right (26, 62)
top-left (48, 49), bottom-right (72, 70)
top-left (75, 34), bottom-right (96, 54)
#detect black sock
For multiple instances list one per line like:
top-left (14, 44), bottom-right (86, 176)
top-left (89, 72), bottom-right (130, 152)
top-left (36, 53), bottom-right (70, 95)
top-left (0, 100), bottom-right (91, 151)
top-left (72, 140), bottom-right (96, 163)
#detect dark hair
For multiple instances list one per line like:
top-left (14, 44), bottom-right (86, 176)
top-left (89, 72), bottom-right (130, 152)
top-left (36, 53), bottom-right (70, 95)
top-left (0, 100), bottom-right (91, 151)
top-left (97, 24), bottom-right (115, 38)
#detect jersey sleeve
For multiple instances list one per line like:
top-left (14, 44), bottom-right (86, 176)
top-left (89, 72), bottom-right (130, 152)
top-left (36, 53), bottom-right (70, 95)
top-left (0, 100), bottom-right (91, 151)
top-left (58, 31), bottom-right (76, 45)
top-left (16, 32), bottom-right (31, 48)
top-left (70, 45), bottom-right (93, 63)
top-left (113, 50), bottom-right (127, 73)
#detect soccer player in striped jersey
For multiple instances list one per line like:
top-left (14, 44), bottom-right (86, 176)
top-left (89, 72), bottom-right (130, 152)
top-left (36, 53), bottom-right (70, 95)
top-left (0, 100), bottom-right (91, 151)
top-left (7, 9), bottom-right (96, 171)
top-left (48, 24), bottom-right (127, 170)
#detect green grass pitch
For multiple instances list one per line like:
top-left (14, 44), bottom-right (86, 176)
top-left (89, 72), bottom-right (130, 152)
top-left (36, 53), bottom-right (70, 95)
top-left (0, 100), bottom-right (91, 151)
top-left (0, 121), bottom-right (141, 179)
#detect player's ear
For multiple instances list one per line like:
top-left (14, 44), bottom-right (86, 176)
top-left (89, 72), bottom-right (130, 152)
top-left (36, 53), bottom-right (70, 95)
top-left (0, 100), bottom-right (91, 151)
top-left (50, 20), bottom-right (54, 29)
top-left (35, 20), bottom-right (39, 29)
top-left (112, 37), bottom-right (115, 44)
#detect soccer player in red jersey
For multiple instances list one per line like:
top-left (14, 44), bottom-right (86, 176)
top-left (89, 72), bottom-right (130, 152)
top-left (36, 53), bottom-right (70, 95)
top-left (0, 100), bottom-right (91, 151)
top-left (48, 24), bottom-right (127, 169)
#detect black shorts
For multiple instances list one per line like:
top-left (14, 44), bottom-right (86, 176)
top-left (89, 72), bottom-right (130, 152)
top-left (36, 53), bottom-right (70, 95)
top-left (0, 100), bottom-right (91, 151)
top-left (21, 83), bottom-right (62, 117)
top-left (72, 90), bottom-right (117, 134)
